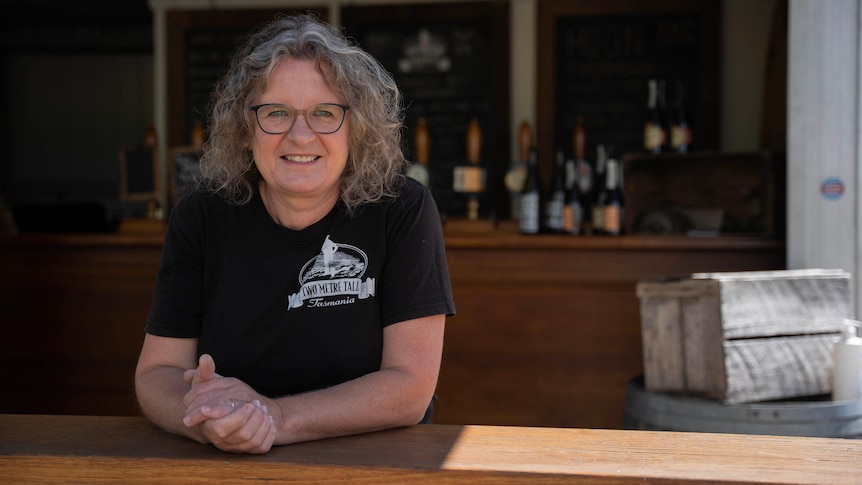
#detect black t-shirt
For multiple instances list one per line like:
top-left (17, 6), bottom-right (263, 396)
top-left (146, 177), bottom-right (455, 398)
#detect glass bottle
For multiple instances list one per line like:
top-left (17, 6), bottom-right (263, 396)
top-left (572, 117), bottom-right (593, 230)
top-left (670, 80), bottom-right (693, 153)
top-left (644, 79), bottom-right (666, 154)
top-left (545, 150), bottom-right (567, 234)
top-left (519, 147), bottom-right (543, 235)
top-left (563, 155), bottom-right (584, 235)
top-left (406, 117), bottom-right (431, 187)
top-left (590, 144), bottom-right (607, 234)
top-left (602, 158), bottom-right (624, 236)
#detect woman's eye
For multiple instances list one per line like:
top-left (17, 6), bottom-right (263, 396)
top-left (267, 108), bottom-right (291, 118)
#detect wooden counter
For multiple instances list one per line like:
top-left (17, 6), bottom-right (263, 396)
top-left (1, 414), bottom-right (858, 484)
top-left (0, 221), bottom-right (785, 430)
top-left (437, 224), bottom-right (784, 428)
top-left (0, 220), bottom-right (166, 416)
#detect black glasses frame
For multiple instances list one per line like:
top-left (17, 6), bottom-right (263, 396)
top-left (248, 103), bottom-right (350, 135)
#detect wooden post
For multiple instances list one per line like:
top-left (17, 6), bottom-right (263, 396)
top-left (787, 0), bottom-right (861, 316)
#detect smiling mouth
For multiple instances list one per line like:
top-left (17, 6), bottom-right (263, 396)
top-left (283, 155), bottom-right (319, 162)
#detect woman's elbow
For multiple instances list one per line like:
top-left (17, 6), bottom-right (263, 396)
top-left (399, 383), bottom-right (438, 426)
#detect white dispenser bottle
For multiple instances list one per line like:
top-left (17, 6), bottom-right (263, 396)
top-left (832, 319), bottom-right (862, 401)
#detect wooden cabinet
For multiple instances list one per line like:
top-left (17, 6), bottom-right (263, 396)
top-left (435, 226), bottom-right (785, 428)
top-left (0, 223), bottom-right (785, 428)
top-left (0, 222), bottom-right (164, 416)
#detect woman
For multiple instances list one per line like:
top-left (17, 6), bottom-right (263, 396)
top-left (135, 14), bottom-right (455, 454)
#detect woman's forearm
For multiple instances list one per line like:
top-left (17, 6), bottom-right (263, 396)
top-left (270, 366), bottom-right (437, 445)
top-left (269, 317), bottom-right (444, 445)
top-left (135, 365), bottom-right (207, 443)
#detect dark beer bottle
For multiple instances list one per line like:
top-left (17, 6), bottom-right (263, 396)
top-left (519, 147), bottom-right (543, 234)
top-left (602, 158), bottom-right (624, 236)
top-left (563, 155), bottom-right (584, 235)
top-left (644, 79), bottom-right (666, 154)
top-left (545, 150), bottom-right (567, 233)
top-left (670, 80), bottom-right (693, 153)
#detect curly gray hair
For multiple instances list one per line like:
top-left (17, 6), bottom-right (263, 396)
top-left (199, 13), bottom-right (407, 213)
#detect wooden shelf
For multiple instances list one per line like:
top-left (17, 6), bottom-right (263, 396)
top-left (443, 220), bottom-right (784, 251)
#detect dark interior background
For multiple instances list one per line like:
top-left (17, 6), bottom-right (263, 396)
top-left (0, 0), bottom-right (153, 219)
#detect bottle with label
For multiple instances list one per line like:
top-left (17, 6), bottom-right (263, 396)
top-left (519, 147), bottom-right (543, 234)
top-left (563, 155), bottom-right (584, 235)
top-left (505, 120), bottom-right (532, 220)
top-left (452, 117), bottom-right (485, 220)
top-left (658, 79), bottom-right (669, 150)
top-left (572, 117), bottom-right (593, 230)
top-left (832, 319), bottom-right (862, 401)
top-left (406, 117), bottom-right (431, 187)
top-left (545, 150), bottom-right (567, 233)
top-left (670, 80), bottom-right (693, 153)
top-left (602, 157), bottom-right (624, 236)
top-left (644, 79), bottom-right (666, 154)
top-left (590, 144), bottom-right (607, 234)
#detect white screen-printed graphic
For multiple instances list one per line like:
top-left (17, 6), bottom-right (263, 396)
top-left (288, 235), bottom-right (375, 310)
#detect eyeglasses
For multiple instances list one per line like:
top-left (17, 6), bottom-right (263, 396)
top-left (249, 103), bottom-right (350, 135)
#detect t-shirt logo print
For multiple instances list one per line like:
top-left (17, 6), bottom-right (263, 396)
top-left (287, 235), bottom-right (375, 310)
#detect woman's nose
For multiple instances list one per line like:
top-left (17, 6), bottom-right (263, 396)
top-left (286, 113), bottom-right (316, 141)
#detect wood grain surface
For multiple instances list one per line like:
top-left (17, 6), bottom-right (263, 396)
top-left (1, 414), bottom-right (860, 484)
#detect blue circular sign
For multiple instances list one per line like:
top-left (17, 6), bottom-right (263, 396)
top-left (821, 177), bottom-right (845, 201)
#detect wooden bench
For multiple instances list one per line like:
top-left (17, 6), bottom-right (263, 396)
top-left (1, 414), bottom-right (859, 483)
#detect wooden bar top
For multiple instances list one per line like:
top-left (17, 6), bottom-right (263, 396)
top-left (0, 219), bottom-right (167, 248)
top-left (1, 414), bottom-right (859, 484)
top-left (1, 217), bottom-right (783, 252)
top-left (442, 220), bottom-right (785, 251)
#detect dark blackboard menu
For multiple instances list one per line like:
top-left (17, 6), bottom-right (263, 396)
top-left (166, 8), bottom-right (326, 148)
top-left (342, 2), bottom-right (510, 220)
top-left (556, 14), bottom-right (701, 157)
top-left (125, 147), bottom-right (156, 194)
top-left (184, 29), bottom-right (249, 140)
top-left (119, 146), bottom-right (156, 202)
top-left (537, 0), bottom-right (720, 184)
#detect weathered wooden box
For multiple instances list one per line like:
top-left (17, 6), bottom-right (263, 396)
top-left (636, 269), bottom-right (852, 404)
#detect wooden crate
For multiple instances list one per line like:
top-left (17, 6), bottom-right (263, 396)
top-left (636, 269), bottom-right (851, 404)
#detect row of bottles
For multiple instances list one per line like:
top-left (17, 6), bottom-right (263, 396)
top-left (407, 116), bottom-right (488, 221)
top-left (403, 78), bottom-right (693, 227)
top-left (644, 78), bottom-right (692, 154)
top-left (518, 119), bottom-right (624, 236)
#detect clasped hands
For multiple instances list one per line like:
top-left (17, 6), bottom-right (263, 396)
top-left (182, 354), bottom-right (277, 453)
